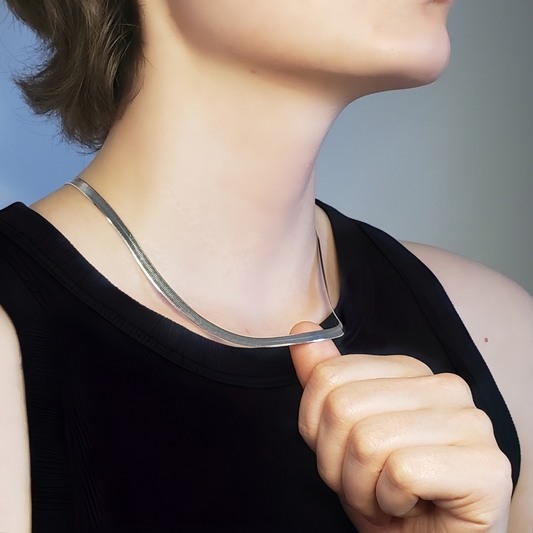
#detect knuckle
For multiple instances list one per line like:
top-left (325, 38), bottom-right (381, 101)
top-left (322, 386), bottom-right (357, 429)
top-left (433, 372), bottom-right (473, 403)
top-left (348, 422), bottom-right (387, 466)
top-left (497, 453), bottom-right (513, 486)
top-left (474, 446), bottom-right (514, 497)
top-left (309, 359), bottom-right (344, 391)
top-left (460, 407), bottom-right (496, 440)
top-left (483, 447), bottom-right (513, 479)
top-left (384, 450), bottom-right (418, 492)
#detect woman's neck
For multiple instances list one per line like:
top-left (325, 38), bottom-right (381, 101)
top-left (75, 47), bottom-right (346, 336)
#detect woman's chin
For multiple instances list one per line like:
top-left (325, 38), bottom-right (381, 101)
top-left (363, 34), bottom-right (452, 95)
top-left (405, 38), bottom-right (451, 87)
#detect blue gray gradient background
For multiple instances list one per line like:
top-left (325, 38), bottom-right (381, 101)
top-left (1, 1), bottom-right (532, 294)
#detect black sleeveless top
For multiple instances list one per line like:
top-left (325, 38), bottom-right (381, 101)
top-left (0, 201), bottom-right (520, 533)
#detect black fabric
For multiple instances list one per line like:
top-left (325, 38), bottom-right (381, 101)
top-left (0, 200), bottom-right (520, 533)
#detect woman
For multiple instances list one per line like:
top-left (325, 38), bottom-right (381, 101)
top-left (0, 1), bottom-right (531, 532)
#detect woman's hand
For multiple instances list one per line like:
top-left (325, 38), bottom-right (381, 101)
top-left (289, 322), bottom-right (513, 533)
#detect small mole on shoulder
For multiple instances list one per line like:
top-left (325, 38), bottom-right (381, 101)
top-left (484, 337), bottom-right (489, 343)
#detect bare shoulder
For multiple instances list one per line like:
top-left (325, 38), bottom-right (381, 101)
top-left (0, 305), bottom-right (31, 532)
top-left (401, 241), bottom-right (533, 531)
top-left (400, 241), bottom-right (533, 362)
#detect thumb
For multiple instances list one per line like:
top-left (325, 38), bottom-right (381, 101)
top-left (289, 321), bottom-right (341, 388)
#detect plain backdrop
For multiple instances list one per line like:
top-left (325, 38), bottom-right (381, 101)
top-left (1, 1), bottom-right (532, 294)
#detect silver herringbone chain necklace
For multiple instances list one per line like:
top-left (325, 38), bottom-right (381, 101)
top-left (68, 176), bottom-right (344, 348)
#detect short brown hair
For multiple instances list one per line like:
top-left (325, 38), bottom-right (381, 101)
top-left (5, 0), bottom-right (143, 151)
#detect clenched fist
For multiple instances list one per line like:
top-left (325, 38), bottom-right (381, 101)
top-left (289, 322), bottom-right (513, 533)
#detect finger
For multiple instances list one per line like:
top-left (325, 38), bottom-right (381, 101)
top-left (338, 407), bottom-right (496, 520)
top-left (375, 445), bottom-right (512, 526)
top-left (289, 321), bottom-right (341, 387)
top-left (308, 371), bottom-right (474, 459)
top-left (298, 354), bottom-right (433, 448)
top-left (303, 353), bottom-right (433, 385)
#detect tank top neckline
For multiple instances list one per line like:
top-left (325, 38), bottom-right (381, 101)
top-left (0, 200), bottom-right (367, 387)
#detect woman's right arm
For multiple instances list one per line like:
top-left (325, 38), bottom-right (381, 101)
top-left (0, 305), bottom-right (31, 533)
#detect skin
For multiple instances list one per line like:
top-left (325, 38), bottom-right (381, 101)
top-left (1, 0), bottom-right (532, 531)
top-left (290, 322), bottom-right (514, 532)
top-left (31, 0), bottom-right (451, 337)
